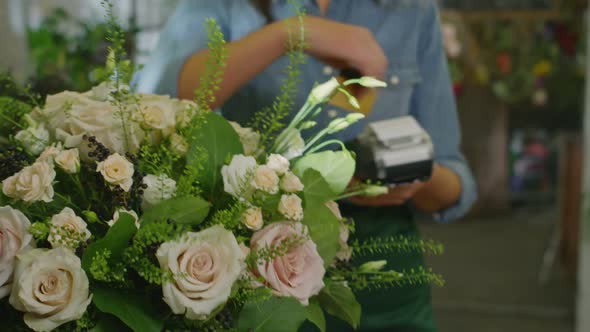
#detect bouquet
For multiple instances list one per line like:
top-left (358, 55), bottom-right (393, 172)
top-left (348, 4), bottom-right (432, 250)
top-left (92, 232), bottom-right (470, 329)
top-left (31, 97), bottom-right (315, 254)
top-left (0, 6), bottom-right (443, 332)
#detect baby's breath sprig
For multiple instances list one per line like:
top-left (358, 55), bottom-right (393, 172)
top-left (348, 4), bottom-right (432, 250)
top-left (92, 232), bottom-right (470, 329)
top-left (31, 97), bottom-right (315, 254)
top-left (350, 236), bottom-right (444, 257)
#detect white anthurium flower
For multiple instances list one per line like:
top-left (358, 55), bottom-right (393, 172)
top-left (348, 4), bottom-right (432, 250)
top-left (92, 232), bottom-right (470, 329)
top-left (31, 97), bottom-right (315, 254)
top-left (0, 206), bottom-right (34, 299)
top-left (9, 248), bottom-right (92, 332)
top-left (142, 174), bottom-right (177, 210)
top-left (221, 155), bottom-right (257, 199)
top-left (96, 153), bottom-right (134, 192)
top-left (107, 209), bottom-right (140, 229)
top-left (156, 225), bottom-right (245, 320)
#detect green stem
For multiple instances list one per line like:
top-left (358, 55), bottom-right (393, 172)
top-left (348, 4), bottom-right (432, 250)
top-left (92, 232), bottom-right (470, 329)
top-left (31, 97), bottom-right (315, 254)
top-left (304, 139), bottom-right (346, 155)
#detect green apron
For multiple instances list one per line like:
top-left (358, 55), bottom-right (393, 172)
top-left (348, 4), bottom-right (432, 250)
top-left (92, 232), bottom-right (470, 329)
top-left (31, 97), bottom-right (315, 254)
top-left (304, 204), bottom-right (437, 332)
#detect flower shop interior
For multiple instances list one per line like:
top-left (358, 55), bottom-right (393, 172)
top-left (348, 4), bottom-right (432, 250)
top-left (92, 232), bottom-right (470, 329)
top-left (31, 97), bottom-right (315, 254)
top-left (0, 0), bottom-right (589, 332)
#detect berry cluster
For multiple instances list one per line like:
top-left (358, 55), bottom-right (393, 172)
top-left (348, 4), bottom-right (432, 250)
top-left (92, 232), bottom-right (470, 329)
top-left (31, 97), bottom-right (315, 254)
top-left (0, 147), bottom-right (29, 180)
top-left (83, 135), bottom-right (111, 162)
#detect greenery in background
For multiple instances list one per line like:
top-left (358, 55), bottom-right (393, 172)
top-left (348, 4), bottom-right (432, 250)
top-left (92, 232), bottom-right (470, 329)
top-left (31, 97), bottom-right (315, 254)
top-left (26, 8), bottom-right (134, 96)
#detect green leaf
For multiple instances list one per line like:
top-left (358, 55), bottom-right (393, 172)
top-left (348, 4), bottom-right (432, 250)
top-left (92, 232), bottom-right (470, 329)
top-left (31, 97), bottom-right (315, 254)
top-left (318, 281), bottom-right (361, 330)
top-left (186, 112), bottom-right (243, 200)
top-left (293, 150), bottom-right (355, 194)
top-left (91, 313), bottom-right (131, 332)
top-left (141, 196), bottom-right (210, 225)
top-left (238, 296), bottom-right (307, 332)
top-left (93, 287), bottom-right (164, 332)
top-left (305, 298), bottom-right (326, 332)
top-left (301, 169), bottom-right (336, 205)
top-left (301, 203), bottom-right (340, 267)
top-left (82, 213), bottom-right (136, 272)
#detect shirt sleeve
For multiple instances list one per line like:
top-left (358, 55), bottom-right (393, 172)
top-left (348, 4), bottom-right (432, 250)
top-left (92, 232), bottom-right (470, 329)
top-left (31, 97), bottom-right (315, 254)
top-left (409, 1), bottom-right (477, 222)
top-left (133, 0), bottom-right (232, 96)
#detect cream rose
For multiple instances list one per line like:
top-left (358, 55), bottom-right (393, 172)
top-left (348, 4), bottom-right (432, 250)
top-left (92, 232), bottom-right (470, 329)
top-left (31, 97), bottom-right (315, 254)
top-left (156, 225), bottom-right (245, 319)
top-left (325, 201), bottom-right (351, 261)
top-left (221, 155), bottom-right (257, 199)
top-left (229, 122), bottom-right (261, 156)
top-left (48, 208), bottom-right (91, 249)
top-left (250, 222), bottom-right (325, 305)
top-left (36, 143), bottom-right (63, 163)
top-left (0, 206), bottom-right (33, 299)
top-left (142, 174), bottom-right (177, 209)
top-left (34, 90), bottom-right (144, 156)
top-left (2, 161), bottom-right (56, 203)
top-left (241, 207), bottom-right (263, 231)
top-left (278, 194), bottom-right (304, 221)
top-left (9, 248), bottom-right (92, 332)
top-left (107, 209), bottom-right (140, 228)
top-left (280, 172), bottom-right (304, 193)
top-left (266, 154), bottom-right (290, 175)
top-left (54, 148), bottom-right (80, 174)
top-left (135, 94), bottom-right (177, 133)
top-left (96, 153), bottom-right (134, 192)
top-left (252, 165), bottom-right (279, 194)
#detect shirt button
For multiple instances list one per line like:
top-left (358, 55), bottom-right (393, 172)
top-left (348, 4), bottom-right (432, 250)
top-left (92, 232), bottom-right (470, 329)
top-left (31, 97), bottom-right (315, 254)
top-left (323, 66), bottom-right (334, 76)
top-left (328, 109), bottom-right (338, 118)
top-left (390, 75), bottom-right (400, 85)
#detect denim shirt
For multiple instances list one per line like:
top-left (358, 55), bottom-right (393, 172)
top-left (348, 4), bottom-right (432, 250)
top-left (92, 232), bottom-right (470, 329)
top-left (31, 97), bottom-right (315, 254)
top-left (135, 0), bottom-right (477, 222)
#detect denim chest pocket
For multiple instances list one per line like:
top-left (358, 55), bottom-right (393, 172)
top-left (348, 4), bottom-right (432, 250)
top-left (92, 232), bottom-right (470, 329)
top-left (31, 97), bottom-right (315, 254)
top-left (368, 62), bottom-right (422, 122)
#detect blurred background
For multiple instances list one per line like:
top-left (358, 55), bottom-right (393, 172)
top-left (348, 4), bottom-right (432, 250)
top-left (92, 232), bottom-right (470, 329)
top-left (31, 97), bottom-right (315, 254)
top-left (0, 0), bottom-right (588, 331)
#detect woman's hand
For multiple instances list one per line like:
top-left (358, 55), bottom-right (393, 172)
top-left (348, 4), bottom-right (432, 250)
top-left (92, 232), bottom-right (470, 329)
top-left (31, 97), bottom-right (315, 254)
top-left (297, 16), bottom-right (388, 79)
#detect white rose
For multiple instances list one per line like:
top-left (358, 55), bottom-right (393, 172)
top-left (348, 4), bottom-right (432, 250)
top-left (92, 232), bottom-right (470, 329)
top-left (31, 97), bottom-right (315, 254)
top-left (36, 143), bottom-right (63, 163)
top-left (280, 128), bottom-right (305, 160)
top-left (107, 209), bottom-right (140, 228)
top-left (241, 207), bottom-right (263, 231)
top-left (48, 208), bottom-right (91, 249)
top-left (96, 153), bottom-right (134, 192)
top-left (175, 99), bottom-right (198, 128)
top-left (135, 94), bottom-right (177, 133)
top-left (266, 154), bottom-right (290, 175)
top-left (2, 161), bottom-right (56, 203)
top-left (280, 172), bottom-right (304, 193)
top-left (278, 194), bottom-right (304, 221)
top-left (35, 91), bottom-right (144, 156)
top-left (169, 133), bottom-right (189, 155)
top-left (9, 248), bottom-right (92, 332)
top-left (142, 174), bottom-right (177, 210)
top-left (54, 148), bottom-right (80, 174)
top-left (15, 125), bottom-right (50, 156)
top-left (83, 81), bottom-right (121, 101)
top-left (252, 165), bottom-right (279, 194)
top-left (156, 225), bottom-right (245, 320)
top-left (229, 121), bottom-right (261, 156)
top-left (0, 206), bottom-right (33, 299)
top-left (221, 155), bottom-right (257, 199)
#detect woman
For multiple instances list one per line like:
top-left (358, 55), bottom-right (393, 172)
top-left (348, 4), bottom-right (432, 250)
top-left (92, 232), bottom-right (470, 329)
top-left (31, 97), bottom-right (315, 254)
top-left (136, 1), bottom-right (477, 331)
